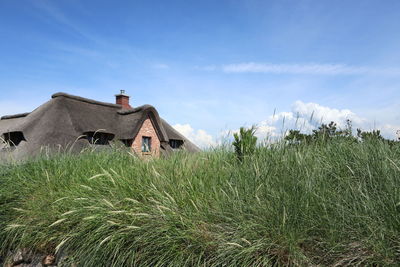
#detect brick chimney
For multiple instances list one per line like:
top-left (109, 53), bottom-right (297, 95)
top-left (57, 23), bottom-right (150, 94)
top-left (115, 90), bottom-right (132, 109)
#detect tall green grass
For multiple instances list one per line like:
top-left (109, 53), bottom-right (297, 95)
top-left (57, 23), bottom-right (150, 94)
top-left (1, 140), bottom-right (400, 266)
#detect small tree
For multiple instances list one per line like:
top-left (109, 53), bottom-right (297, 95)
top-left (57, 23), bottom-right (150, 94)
top-left (285, 120), bottom-right (355, 145)
top-left (357, 129), bottom-right (383, 141)
top-left (285, 129), bottom-right (312, 144)
top-left (233, 126), bottom-right (257, 161)
top-left (312, 121), bottom-right (339, 140)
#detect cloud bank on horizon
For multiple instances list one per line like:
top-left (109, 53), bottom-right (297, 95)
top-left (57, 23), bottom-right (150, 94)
top-left (174, 100), bottom-right (400, 148)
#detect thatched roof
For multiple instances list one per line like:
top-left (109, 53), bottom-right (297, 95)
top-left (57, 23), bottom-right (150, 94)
top-left (0, 92), bottom-right (199, 161)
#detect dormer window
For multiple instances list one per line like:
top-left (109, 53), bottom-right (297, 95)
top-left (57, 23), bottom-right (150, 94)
top-left (169, 139), bottom-right (183, 149)
top-left (82, 131), bottom-right (114, 145)
top-left (120, 139), bottom-right (133, 147)
top-left (2, 131), bottom-right (26, 147)
top-left (142, 136), bottom-right (151, 152)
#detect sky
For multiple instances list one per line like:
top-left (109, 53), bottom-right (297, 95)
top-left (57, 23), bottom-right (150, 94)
top-left (1, 0), bottom-right (400, 147)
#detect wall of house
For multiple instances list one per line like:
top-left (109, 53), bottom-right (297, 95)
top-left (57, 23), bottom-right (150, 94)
top-left (131, 117), bottom-right (160, 157)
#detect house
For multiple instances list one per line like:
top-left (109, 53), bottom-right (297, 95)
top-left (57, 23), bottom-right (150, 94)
top-left (0, 91), bottom-right (199, 161)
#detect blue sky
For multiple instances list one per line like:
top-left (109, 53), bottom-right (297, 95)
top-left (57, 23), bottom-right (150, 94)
top-left (1, 0), bottom-right (400, 146)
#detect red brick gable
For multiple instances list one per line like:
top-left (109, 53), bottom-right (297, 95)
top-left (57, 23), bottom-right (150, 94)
top-left (131, 116), bottom-right (161, 157)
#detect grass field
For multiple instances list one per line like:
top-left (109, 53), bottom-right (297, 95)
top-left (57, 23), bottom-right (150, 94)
top-left (1, 139), bottom-right (400, 266)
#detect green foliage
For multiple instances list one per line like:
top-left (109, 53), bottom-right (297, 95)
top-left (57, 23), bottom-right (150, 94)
top-left (232, 126), bottom-right (257, 161)
top-left (1, 140), bottom-right (400, 266)
top-left (285, 129), bottom-right (312, 144)
top-left (357, 128), bottom-right (384, 141)
top-left (285, 120), bottom-right (400, 146)
top-left (286, 121), bottom-right (353, 144)
top-left (356, 128), bottom-right (400, 147)
top-left (312, 120), bottom-right (353, 140)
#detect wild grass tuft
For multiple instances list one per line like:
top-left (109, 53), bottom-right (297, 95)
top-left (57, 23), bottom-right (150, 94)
top-left (0, 140), bottom-right (400, 266)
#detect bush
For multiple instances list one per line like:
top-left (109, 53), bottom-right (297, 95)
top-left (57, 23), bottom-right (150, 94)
top-left (232, 126), bottom-right (257, 161)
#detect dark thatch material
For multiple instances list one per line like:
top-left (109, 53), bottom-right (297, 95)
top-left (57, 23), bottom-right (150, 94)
top-left (0, 92), bottom-right (200, 162)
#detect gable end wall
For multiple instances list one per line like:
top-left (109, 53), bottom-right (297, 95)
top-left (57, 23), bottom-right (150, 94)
top-left (131, 117), bottom-right (161, 157)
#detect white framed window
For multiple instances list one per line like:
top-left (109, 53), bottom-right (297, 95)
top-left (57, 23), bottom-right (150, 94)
top-left (142, 136), bottom-right (151, 152)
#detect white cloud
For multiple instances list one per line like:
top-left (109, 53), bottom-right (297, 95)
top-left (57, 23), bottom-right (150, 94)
top-left (200, 62), bottom-right (400, 76)
top-left (261, 101), bottom-right (366, 136)
top-left (174, 100), bottom-right (400, 148)
top-left (291, 101), bottom-right (365, 127)
top-left (173, 124), bottom-right (216, 148)
top-left (374, 124), bottom-right (400, 140)
top-left (228, 101), bottom-right (400, 142)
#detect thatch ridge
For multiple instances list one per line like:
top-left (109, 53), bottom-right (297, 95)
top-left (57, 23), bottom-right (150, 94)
top-left (52, 92), bottom-right (122, 108)
top-left (117, 104), bottom-right (155, 115)
top-left (1, 112), bottom-right (30, 120)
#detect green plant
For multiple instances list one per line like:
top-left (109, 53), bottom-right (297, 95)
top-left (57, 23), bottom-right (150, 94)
top-left (285, 129), bottom-right (312, 144)
top-left (232, 126), bottom-right (257, 161)
top-left (1, 138), bottom-right (400, 266)
top-left (285, 120), bottom-right (358, 145)
top-left (357, 128), bottom-right (384, 141)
